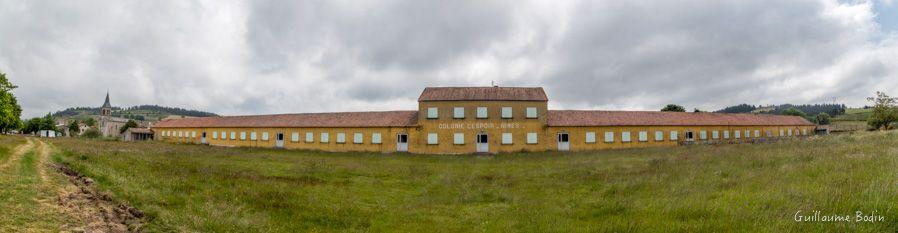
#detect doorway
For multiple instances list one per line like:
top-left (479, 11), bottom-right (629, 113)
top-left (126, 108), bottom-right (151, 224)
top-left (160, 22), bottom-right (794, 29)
top-left (476, 134), bottom-right (489, 153)
top-left (396, 134), bottom-right (408, 152)
top-left (557, 133), bottom-right (570, 151)
top-left (276, 133), bottom-right (285, 148)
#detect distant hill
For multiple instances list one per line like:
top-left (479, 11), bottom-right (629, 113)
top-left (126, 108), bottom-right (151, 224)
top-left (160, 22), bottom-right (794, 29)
top-left (714, 103), bottom-right (846, 116)
top-left (53, 105), bottom-right (217, 121)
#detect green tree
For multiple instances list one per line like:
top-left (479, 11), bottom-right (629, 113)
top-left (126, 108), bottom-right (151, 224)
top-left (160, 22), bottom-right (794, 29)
top-left (81, 128), bottom-right (101, 138)
top-left (866, 91), bottom-right (898, 130)
top-left (119, 120), bottom-right (138, 133)
top-left (21, 117), bottom-right (42, 134)
top-left (815, 112), bottom-right (831, 125)
top-left (661, 104), bottom-right (686, 112)
top-left (68, 120), bottom-right (80, 136)
top-left (781, 107), bottom-right (807, 118)
top-left (0, 72), bottom-right (22, 133)
top-left (693, 108), bottom-right (703, 113)
top-left (85, 117), bottom-right (97, 127)
top-left (40, 113), bottom-right (56, 131)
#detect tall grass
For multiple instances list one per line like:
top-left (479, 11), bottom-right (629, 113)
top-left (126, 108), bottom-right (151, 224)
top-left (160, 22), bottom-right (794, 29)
top-left (51, 132), bottom-right (898, 232)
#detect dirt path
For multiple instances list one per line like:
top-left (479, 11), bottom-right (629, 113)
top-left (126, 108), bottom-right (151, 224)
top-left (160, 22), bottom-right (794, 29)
top-left (0, 137), bottom-right (33, 170)
top-left (44, 140), bottom-right (145, 232)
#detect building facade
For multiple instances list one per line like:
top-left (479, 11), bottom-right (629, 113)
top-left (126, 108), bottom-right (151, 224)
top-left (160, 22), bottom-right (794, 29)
top-left (153, 87), bottom-right (815, 154)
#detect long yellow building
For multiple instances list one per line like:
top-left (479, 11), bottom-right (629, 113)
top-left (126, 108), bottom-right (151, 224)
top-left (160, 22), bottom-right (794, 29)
top-left (154, 87), bottom-right (815, 154)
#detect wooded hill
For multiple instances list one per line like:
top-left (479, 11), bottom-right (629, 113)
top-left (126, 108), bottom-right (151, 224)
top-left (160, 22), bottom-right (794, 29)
top-left (52, 105), bottom-right (217, 121)
top-left (714, 103), bottom-right (846, 116)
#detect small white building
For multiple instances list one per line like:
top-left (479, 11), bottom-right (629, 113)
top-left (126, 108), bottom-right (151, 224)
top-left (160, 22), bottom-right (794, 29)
top-left (38, 130), bottom-right (58, 138)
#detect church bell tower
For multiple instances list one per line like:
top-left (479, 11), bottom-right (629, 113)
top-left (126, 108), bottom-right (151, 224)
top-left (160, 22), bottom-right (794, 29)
top-left (101, 92), bottom-right (112, 116)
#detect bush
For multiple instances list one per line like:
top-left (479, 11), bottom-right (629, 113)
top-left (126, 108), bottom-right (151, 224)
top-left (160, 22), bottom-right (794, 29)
top-left (81, 128), bottom-right (101, 138)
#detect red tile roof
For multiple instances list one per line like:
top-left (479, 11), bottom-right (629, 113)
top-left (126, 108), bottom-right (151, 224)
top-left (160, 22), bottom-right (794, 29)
top-left (153, 111), bottom-right (418, 128)
top-left (418, 87), bottom-right (548, 102)
top-left (547, 110), bottom-right (815, 126)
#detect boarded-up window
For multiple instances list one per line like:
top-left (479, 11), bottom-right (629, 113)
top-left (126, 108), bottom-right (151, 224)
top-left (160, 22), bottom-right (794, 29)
top-left (502, 133), bottom-right (513, 144)
top-left (353, 133), bottom-right (363, 144)
top-left (454, 133), bottom-right (464, 145)
top-left (476, 107), bottom-right (488, 119)
top-left (321, 133), bottom-right (330, 143)
top-left (527, 133), bottom-right (538, 144)
top-left (526, 107), bottom-right (538, 119)
top-left (336, 133), bottom-right (346, 143)
top-left (372, 133), bottom-right (382, 144)
top-left (427, 107), bottom-right (438, 119)
top-left (427, 133), bottom-right (438, 145)
top-left (501, 107), bottom-right (512, 119)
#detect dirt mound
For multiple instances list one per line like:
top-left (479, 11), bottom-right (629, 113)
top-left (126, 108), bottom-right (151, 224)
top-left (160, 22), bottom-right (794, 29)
top-left (55, 163), bottom-right (145, 232)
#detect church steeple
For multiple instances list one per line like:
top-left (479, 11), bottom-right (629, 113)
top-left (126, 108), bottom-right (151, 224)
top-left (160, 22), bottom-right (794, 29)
top-left (101, 92), bottom-right (112, 116)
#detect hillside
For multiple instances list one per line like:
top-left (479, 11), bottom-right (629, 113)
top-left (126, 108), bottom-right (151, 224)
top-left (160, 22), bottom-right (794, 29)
top-left (52, 105), bottom-right (217, 122)
top-left (715, 103), bottom-right (846, 116)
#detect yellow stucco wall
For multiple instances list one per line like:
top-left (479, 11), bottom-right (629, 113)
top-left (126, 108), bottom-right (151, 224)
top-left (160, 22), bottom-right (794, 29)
top-left (153, 124), bottom-right (815, 154)
top-left (414, 100), bottom-right (550, 154)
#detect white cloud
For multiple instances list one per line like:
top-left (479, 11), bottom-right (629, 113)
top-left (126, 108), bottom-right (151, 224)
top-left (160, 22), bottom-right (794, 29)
top-left (0, 0), bottom-right (896, 118)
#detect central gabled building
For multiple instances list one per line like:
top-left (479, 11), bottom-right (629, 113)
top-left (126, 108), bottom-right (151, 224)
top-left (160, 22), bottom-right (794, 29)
top-left (154, 86), bottom-right (815, 154)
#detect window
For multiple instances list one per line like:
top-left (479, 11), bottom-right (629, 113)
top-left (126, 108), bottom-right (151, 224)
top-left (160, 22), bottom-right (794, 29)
top-left (700, 131), bottom-right (707, 140)
top-left (586, 132), bottom-right (596, 143)
top-left (262, 132), bottom-right (270, 141)
top-left (527, 133), bottom-right (538, 144)
top-left (622, 132), bottom-right (631, 142)
top-left (685, 131), bottom-right (694, 141)
top-left (221, 131), bottom-right (226, 140)
top-left (336, 133), bottom-right (346, 143)
top-left (321, 133), bottom-right (330, 143)
top-left (638, 131), bottom-right (648, 142)
top-left (427, 107), bottom-right (438, 119)
top-left (787, 129), bottom-right (793, 136)
top-left (766, 131), bottom-right (772, 137)
top-left (723, 130), bottom-right (729, 139)
top-left (604, 132), bottom-right (614, 143)
top-left (230, 132), bottom-right (236, 140)
top-left (744, 130), bottom-right (750, 138)
top-left (305, 132), bottom-right (314, 142)
top-left (501, 107), bottom-right (512, 119)
top-left (240, 132), bottom-right (247, 140)
top-left (372, 133), bottom-right (382, 144)
top-left (476, 107), bottom-right (488, 119)
top-left (353, 133), bottom-right (363, 144)
top-left (502, 133), bottom-right (513, 144)
top-left (291, 132), bottom-right (299, 142)
top-left (212, 131), bottom-right (218, 139)
top-left (655, 131), bottom-right (663, 141)
top-left (454, 107), bottom-right (465, 119)
top-left (250, 132), bottom-right (258, 140)
top-left (735, 130), bottom-right (741, 139)
top-left (526, 107), bottom-right (538, 119)
top-left (712, 131), bottom-right (719, 139)
top-left (802, 129), bottom-right (807, 135)
top-left (670, 131), bottom-right (679, 140)
top-left (754, 130), bottom-right (760, 138)
top-left (428, 133), bottom-right (438, 145)
top-left (178, 131), bottom-right (183, 137)
top-left (454, 133), bottom-right (464, 145)
top-left (191, 131), bottom-right (196, 138)
top-left (779, 129), bottom-right (784, 137)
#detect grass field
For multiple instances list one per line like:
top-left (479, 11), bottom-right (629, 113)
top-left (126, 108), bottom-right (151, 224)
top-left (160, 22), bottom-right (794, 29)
top-left (32, 132), bottom-right (898, 232)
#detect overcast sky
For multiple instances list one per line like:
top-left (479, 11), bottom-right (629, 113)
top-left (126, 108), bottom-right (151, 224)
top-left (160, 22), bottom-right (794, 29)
top-left (2, 0), bottom-right (898, 118)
